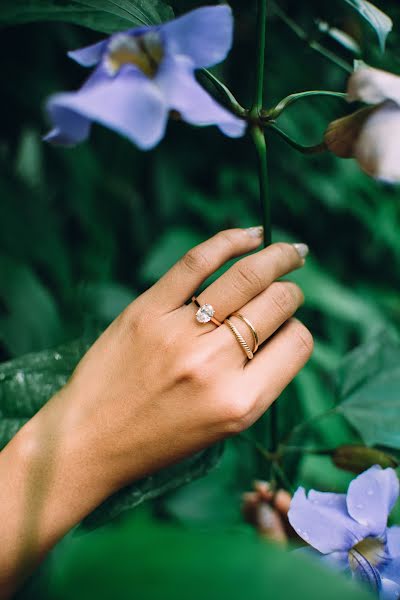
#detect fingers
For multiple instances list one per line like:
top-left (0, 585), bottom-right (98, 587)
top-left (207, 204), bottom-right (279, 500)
top-left (217, 281), bottom-right (304, 364)
top-left (195, 242), bottom-right (308, 324)
top-left (149, 227), bottom-right (264, 311)
top-left (243, 319), bottom-right (313, 421)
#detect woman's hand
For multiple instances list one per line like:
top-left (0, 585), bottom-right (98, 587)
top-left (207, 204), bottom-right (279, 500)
top-left (0, 228), bottom-right (312, 596)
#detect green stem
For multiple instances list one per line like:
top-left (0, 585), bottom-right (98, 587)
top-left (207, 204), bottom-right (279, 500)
top-left (251, 0), bottom-right (280, 474)
top-left (251, 127), bottom-right (271, 245)
top-left (200, 69), bottom-right (247, 118)
top-left (270, 1), bottom-right (353, 73)
top-left (280, 407), bottom-right (337, 450)
top-left (265, 90), bottom-right (347, 120)
top-left (267, 124), bottom-right (327, 155)
top-left (251, 0), bottom-right (268, 114)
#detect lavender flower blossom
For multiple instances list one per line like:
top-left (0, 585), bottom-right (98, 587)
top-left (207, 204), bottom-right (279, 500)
top-left (45, 6), bottom-right (246, 150)
top-left (325, 66), bottom-right (400, 182)
top-left (288, 466), bottom-right (400, 599)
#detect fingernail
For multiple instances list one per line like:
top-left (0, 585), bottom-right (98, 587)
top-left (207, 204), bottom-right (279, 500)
top-left (246, 226), bottom-right (264, 238)
top-left (292, 243), bottom-right (309, 259)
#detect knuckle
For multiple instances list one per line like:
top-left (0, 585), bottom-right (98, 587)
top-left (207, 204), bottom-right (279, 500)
top-left (269, 282), bottom-right (297, 317)
top-left (218, 394), bottom-right (254, 434)
top-left (234, 259), bottom-right (264, 293)
top-left (120, 301), bottom-right (148, 337)
top-left (175, 351), bottom-right (213, 386)
top-left (217, 229), bottom-right (240, 253)
top-left (274, 242), bottom-right (294, 258)
top-left (181, 247), bottom-right (212, 275)
top-left (290, 320), bottom-right (314, 357)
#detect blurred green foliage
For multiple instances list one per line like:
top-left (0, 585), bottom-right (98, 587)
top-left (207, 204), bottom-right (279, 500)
top-left (1, 0), bottom-right (400, 597)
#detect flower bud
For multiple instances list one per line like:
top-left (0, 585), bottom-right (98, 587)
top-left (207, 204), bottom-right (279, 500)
top-left (324, 107), bottom-right (375, 158)
top-left (242, 481), bottom-right (292, 543)
top-left (332, 445), bottom-right (398, 474)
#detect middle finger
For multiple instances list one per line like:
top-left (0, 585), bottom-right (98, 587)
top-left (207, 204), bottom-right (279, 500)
top-left (192, 242), bottom-right (308, 328)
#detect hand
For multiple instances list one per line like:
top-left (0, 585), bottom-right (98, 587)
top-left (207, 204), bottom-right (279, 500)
top-left (59, 227), bottom-right (312, 491)
top-left (0, 228), bottom-right (312, 594)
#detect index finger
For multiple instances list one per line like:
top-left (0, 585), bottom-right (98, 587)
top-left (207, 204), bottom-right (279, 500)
top-left (148, 227), bottom-right (264, 311)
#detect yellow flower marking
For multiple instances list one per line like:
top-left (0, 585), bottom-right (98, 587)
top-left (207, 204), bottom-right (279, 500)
top-left (106, 32), bottom-right (164, 78)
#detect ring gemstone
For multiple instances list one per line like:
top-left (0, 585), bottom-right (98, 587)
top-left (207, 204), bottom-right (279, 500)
top-left (196, 304), bottom-right (215, 324)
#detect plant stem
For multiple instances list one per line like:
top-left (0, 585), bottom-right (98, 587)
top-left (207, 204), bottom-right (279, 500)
top-left (251, 0), bottom-right (268, 115)
top-left (280, 407), bottom-right (337, 450)
top-left (250, 0), bottom-right (280, 475)
top-left (251, 127), bottom-right (271, 246)
top-left (265, 90), bottom-right (347, 120)
top-left (270, 1), bottom-right (352, 73)
top-left (266, 124), bottom-right (327, 155)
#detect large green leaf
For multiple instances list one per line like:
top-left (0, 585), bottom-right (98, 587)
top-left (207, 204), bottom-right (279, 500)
top-left (343, 0), bottom-right (392, 51)
top-left (49, 516), bottom-right (373, 600)
top-left (0, 339), bottom-right (223, 527)
top-left (336, 329), bottom-right (400, 449)
top-left (0, 0), bottom-right (173, 34)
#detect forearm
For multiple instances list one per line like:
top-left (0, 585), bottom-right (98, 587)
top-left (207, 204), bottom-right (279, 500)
top-left (0, 390), bottom-right (111, 598)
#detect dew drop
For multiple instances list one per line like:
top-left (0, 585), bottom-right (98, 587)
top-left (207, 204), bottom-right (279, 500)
top-left (54, 352), bottom-right (62, 361)
top-left (367, 489), bottom-right (374, 496)
top-left (356, 503), bottom-right (364, 510)
top-left (302, 531), bottom-right (310, 541)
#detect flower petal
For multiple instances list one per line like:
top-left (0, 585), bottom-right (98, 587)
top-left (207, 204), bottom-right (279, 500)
top-left (163, 5), bottom-right (233, 68)
top-left (347, 466), bottom-right (399, 536)
top-left (157, 56), bottom-right (246, 138)
top-left (381, 558), bottom-right (400, 586)
top-left (288, 488), bottom-right (366, 554)
top-left (351, 553), bottom-right (382, 595)
top-left (46, 66), bottom-right (168, 150)
top-left (381, 577), bottom-right (400, 600)
top-left (68, 40), bottom-right (108, 67)
top-left (387, 527), bottom-right (400, 559)
top-left (354, 101), bottom-right (400, 182)
top-left (348, 66), bottom-right (400, 106)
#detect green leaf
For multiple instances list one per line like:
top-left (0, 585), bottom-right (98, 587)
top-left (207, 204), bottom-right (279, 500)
top-left (52, 516), bottom-right (373, 600)
top-left (336, 329), bottom-right (400, 449)
top-left (343, 0), bottom-right (392, 51)
top-left (82, 443), bottom-right (223, 529)
top-left (0, 0), bottom-right (173, 34)
top-left (0, 339), bottom-right (223, 527)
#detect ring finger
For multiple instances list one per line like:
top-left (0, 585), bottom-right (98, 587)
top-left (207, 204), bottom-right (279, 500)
top-left (217, 280), bottom-right (304, 365)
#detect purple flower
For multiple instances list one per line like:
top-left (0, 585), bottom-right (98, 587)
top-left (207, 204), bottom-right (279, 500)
top-left (44, 6), bottom-right (246, 150)
top-left (288, 466), bottom-right (400, 599)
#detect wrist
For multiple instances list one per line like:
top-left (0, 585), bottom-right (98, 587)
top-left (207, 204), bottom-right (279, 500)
top-left (5, 388), bottom-right (113, 551)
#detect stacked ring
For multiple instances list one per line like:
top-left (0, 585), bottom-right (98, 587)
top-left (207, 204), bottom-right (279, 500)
top-left (224, 318), bottom-right (254, 360)
top-left (231, 312), bottom-right (259, 354)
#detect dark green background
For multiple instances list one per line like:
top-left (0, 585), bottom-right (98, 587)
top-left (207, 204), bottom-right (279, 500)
top-left (0, 0), bottom-right (399, 597)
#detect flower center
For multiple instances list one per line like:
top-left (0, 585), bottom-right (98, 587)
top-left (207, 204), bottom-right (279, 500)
top-left (348, 537), bottom-right (385, 572)
top-left (105, 31), bottom-right (164, 78)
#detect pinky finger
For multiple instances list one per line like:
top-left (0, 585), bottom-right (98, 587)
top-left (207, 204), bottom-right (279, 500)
top-left (243, 319), bottom-right (313, 421)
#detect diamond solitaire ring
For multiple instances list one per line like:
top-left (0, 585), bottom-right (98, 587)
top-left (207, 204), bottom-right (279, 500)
top-left (192, 297), bottom-right (222, 327)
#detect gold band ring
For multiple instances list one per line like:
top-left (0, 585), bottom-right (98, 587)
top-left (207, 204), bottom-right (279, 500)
top-left (192, 296), bottom-right (222, 327)
top-left (224, 318), bottom-right (254, 360)
top-left (231, 312), bottom-right (259, 354)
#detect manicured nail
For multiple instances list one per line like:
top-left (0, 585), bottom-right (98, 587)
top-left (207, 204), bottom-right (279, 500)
top-left (246, 226), bottom-right (264, 238)
top-left (292, 243), bottom-right (309, 259)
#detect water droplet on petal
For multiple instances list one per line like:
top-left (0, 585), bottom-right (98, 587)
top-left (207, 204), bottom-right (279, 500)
top-left (356, 503), bottom-right (364, 510)
top-left (302, 531), bottom-right (310, 541)
top-left (367, 489), bottom-right (374, 496)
